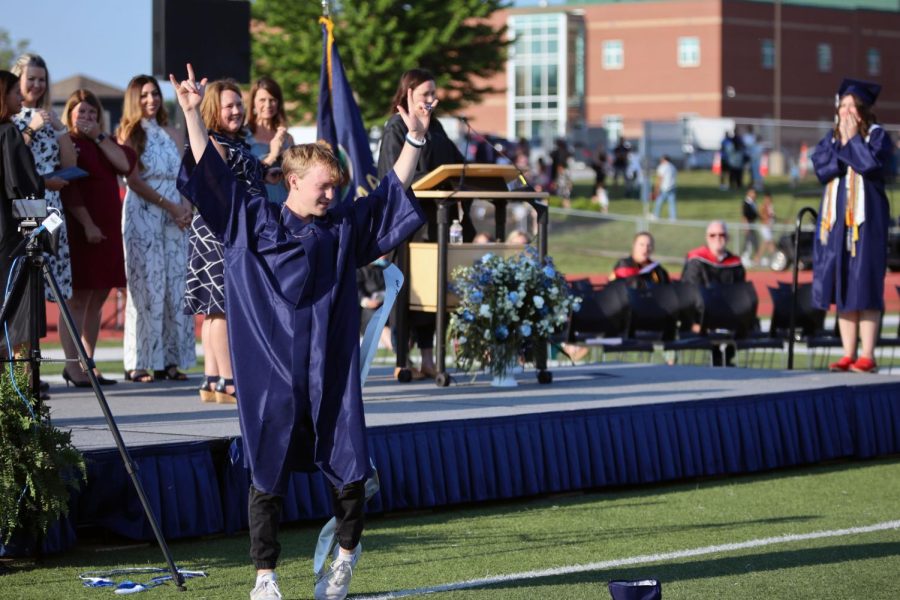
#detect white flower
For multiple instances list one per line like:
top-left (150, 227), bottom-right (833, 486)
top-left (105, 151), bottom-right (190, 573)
top-left (533, 296), bottom-right (545, 309)
top-left (479, 304), bottom-right (491, 317)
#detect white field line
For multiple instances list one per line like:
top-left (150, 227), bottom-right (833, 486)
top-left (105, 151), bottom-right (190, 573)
top-left (354, 519), bottom-right (900, 599)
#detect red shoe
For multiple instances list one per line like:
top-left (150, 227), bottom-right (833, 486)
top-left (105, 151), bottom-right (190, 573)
top-left (828, 356), bottom-right (855, 372)
top-left (849, 357), bottom-right (878, 373)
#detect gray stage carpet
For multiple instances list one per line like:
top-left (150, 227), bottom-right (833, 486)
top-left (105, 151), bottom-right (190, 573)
top-left (44, 363), bottom-right (897, 451)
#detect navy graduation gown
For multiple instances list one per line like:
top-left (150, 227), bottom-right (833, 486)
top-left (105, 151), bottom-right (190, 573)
top-left (811, 127), bottom-right (892, 312)
top-left (178, 142), bottom-right (425, 494)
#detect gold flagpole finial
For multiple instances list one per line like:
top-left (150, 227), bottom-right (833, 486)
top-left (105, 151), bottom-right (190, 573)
top-left (322, 1), bottom-right (330, 17)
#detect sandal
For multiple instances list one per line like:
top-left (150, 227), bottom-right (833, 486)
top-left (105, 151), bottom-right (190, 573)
top-left (124, 370), bottom-right (154, 383)
top-left (199, 376), bottom-right (219, 403)
top-left (215, 378), bottom-right (237, 405)
top-left (154, 365), bottom-right (189, 381)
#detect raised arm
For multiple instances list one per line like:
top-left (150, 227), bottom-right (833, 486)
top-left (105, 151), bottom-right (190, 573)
top-left (169, 64), bottom-right (209, 164)
top-left (391, 88), bottom-right (430, 188)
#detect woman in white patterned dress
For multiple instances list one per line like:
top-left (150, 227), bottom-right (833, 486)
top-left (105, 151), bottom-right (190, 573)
top-left (117, 75), bottom-right (195, 382)
top-left (11, 54), bottom-right (78, 377)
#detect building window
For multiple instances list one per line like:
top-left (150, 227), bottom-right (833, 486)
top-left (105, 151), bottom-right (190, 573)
top-left (817, 43), bottom-right (832, 72)
top-left (761, 39), bottom-right (774, 70)
top-left (867, 48), bottom-right (881, 76)
top-left (678, 37), bottom-right (700, 68)
top-left (604, 115), bottom-right (623, 146)
top-left (603, 40), bottom-right (623, 70)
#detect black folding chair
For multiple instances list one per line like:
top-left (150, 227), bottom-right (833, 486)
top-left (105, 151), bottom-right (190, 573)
top-left (565, 280), bottom-right (654, 362)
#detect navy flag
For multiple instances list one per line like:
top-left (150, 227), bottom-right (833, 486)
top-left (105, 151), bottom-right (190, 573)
top-left (317, 16), bottom-right (379, 204)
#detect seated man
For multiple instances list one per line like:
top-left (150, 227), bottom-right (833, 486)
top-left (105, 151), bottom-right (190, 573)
top-left (609, 231), bottom-right (670, 289)
top-left (681, 220), bottom-right (745, 287)
top-left (681, 220), bottom-right (747, 365)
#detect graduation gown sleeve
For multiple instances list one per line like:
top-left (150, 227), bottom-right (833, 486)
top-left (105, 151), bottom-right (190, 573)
top-left (177, 140), bottom-right (256, 245)
top-left (347, 170), bottom-right (426, 266)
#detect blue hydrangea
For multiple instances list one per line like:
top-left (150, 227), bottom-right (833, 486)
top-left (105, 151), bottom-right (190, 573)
top-left (507, 291), bottom-right (519, 303)
top-left (471, 290), bottom-right (483, 303)
top-left (520, 323), bottom-right (532, 337)
top-left (543, 265), bottom-right (556, 278)
top-left (495, 325), bottom-right (509, 340)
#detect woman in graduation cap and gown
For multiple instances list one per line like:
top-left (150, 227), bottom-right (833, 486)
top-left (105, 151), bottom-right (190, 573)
top-left (812, 78), bottom-right (892, 373)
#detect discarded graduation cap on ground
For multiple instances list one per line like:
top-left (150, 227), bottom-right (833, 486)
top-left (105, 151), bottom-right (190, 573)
top-left (608, 579), bottom-right (662, 600)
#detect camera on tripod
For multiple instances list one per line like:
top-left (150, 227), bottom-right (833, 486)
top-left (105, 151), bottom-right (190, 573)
top-left (11, 196), bottom-right (63, 250)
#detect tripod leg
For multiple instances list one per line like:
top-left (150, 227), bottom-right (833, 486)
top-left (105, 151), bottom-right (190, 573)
top-left (43, 264), bottom-right (186, 589)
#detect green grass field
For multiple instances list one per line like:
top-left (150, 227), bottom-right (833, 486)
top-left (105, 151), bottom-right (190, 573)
top-left (545, 170), bottom-right (900, 277)
top-left (3, 458), bottom-right (900, 599)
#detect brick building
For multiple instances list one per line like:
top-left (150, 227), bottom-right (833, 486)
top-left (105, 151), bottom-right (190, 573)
top-left (466, 0), bottom-right (900, 150)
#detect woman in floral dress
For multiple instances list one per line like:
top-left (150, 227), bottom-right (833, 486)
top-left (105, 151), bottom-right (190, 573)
top-left (11, 54), bottom-right (77, 373)
top-left (117, 75), bottom-right (195, 382)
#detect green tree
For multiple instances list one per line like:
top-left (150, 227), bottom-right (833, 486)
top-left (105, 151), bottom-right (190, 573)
top-left (0, 29), bottom-right (29, 70)
top-left (251, 0), bottom-right (510, 127)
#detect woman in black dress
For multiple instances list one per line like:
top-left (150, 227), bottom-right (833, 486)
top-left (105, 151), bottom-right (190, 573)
top-left (0, 70), bottom-right (45, 355)
top-left (377, 68), bottom-right (473, 379)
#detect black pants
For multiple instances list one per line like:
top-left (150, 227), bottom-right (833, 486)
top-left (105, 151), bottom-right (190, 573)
top-left (249, 480), bottom-right (367, 569)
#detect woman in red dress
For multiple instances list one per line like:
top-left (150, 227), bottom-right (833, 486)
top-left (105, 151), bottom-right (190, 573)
top-left (60, 89), bottom-right (135, 385)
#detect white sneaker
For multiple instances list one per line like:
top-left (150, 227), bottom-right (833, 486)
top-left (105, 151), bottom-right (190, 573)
top-left (314, 545), bottom-right (360, 600)
top-left (250, 575), bottom-right (283, 600)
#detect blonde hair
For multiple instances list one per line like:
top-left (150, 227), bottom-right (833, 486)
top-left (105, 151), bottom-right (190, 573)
top-left (10, 53), bottom-right (50, 108)
top-left (282, 142), bottom-right (348, 187)
top-left (62, 89), bottom-right (104, 132)
top-left (117, 75), bottom-right (168, 171)
top-left (200, 79), bottom-right (244, 136)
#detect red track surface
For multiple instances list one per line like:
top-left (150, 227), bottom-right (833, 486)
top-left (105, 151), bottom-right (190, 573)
top-left (40, 272), bottom-right (900, 343)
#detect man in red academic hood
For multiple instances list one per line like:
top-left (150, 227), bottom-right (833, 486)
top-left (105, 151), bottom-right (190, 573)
top-left (681, 220), bottom-right (746, 287)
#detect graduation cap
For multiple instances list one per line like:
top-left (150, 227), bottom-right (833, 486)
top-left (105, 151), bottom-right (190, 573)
top-left (837, 78), bottom-right (882, 107)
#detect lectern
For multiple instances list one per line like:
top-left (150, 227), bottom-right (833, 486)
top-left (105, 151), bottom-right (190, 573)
top-left (394, 164), bottom-right (552, 386)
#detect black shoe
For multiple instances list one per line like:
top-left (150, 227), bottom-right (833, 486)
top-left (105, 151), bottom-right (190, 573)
top-left (61, 369), bottom-right (92, 388)
top-left (153, 365), bottom-right (188, 381)
top-left (94, 373), bottom-right (117, 386)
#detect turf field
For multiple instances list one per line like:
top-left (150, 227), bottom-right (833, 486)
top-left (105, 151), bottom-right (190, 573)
top-left (3, 458), bottom-right (900, 599)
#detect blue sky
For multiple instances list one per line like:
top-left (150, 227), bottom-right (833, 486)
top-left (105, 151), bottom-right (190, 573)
top-left (5, 0), bottom-right (152, 90)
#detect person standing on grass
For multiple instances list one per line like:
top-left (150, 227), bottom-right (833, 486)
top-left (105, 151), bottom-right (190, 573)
top-left (812, 78), bottom-right (892, 374)
top-left (651, 155), bottom-right (677, 221)
top-left (171, 63), bottom-right (427, 600)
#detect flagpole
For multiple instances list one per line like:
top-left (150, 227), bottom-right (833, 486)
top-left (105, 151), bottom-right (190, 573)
top-left (322, 0), bottom-right (330, 17)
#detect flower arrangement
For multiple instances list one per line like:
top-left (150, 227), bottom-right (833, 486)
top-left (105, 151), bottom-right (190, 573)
top-left (448, 246), bottom-right (581, 380)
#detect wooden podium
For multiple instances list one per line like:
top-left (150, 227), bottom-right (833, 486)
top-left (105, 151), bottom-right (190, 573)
top-left (394, 163), bottom-right (552, 386)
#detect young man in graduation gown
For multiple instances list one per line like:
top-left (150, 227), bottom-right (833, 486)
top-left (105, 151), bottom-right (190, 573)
top-left (811, 78), bottom-right (892, 373)
top-left (171, 65), bottom-right (428, 600)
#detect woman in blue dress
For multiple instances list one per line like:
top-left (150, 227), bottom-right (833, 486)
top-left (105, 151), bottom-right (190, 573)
top-left (812, 78), bottom-right (892, 373)
top-left (246, 76), bottom-right (293, 204)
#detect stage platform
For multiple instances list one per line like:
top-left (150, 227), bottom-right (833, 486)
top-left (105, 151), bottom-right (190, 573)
top-left (9, 363), bottom-right (900, 556)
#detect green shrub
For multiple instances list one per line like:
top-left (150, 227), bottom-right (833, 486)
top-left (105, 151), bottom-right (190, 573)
top-left (0, 365), bottom-right (85, 544)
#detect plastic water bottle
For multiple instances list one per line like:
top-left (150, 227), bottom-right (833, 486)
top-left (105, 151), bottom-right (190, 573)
top-left (449, 219), bottom-right (463, 245)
